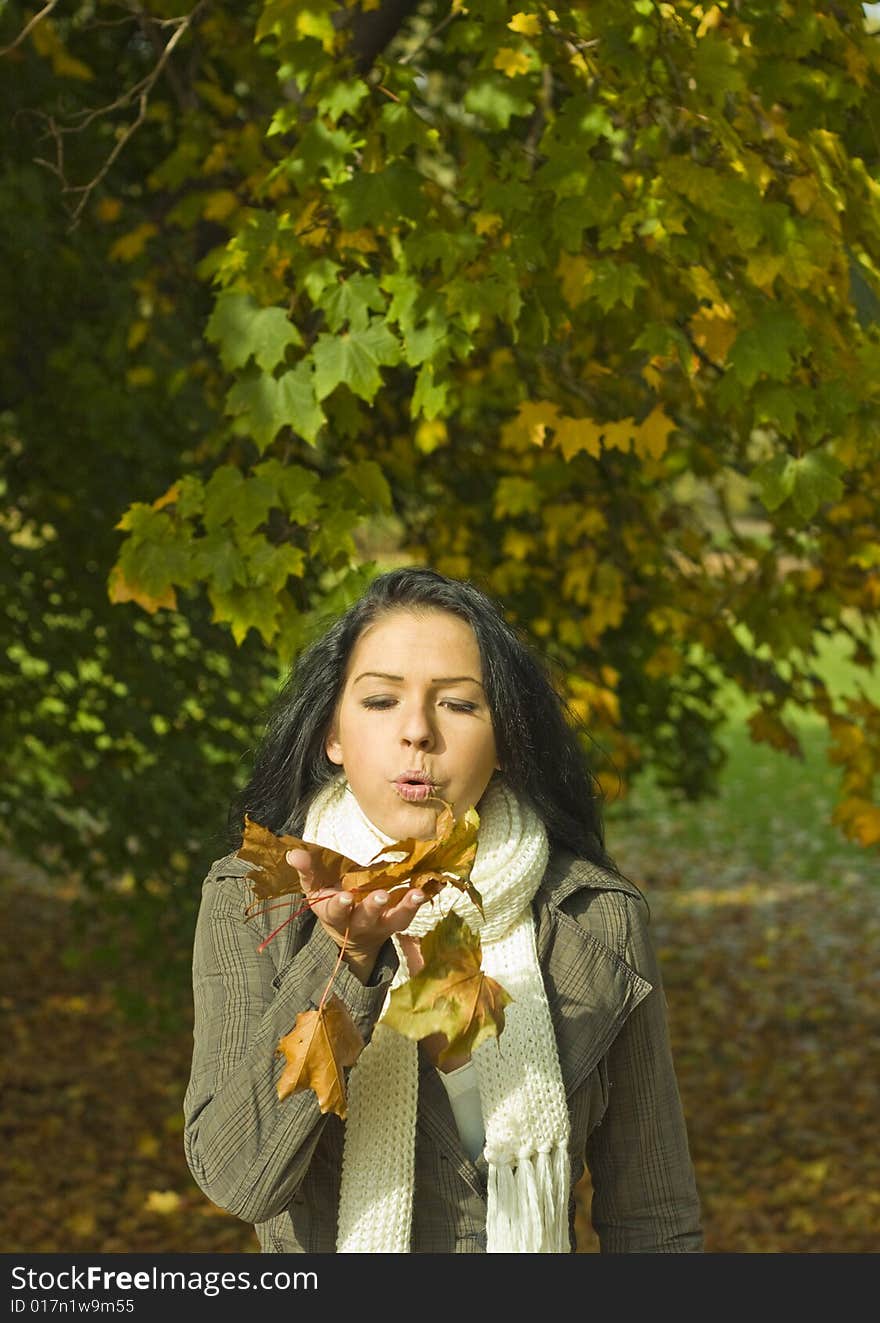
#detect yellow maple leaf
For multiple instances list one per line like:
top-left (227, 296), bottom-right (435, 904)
top-left (631, 407), bottom-right (674, 461)
top-left (687, 265), bottom-right (725, 304)
top-left (787, 176), bottom-right (819, 215)
top-left (746, 252), bottom-right (785, 291)
top-left (415, 419), bottom-right (448, 454)
top-left (32, 19), bottom-right (94, 80)
top-left (602, 418), bottom-right (636, 454)
top-left (696, 4), bottom-right (723, 36)
top-left (109, 223), bottom-right (158, 263)
top-left (474, 211), bottom-right (503, 236)
top-left (844, 44), bottom-right (869, 86)
top-left (689, 307), bottom-right (738, 364)
top-left (504, 399), bottom-right (561, 449)
top-left (644, 644), bottom-right (685, 678)
top-left (508, 12), bottom-right (541, 36)
top-left (553, 415), bottom-right (603, 462)
top-left (202, 190), bottom-right (239, 222)
top-left (338, 229), bottom-right (378, 253)
top-left (493, 47), bottom-right (532, 77)
top-left (503, 529), bottom-right (535, 561)
top-left (556, 253), bottom-right (591, 307)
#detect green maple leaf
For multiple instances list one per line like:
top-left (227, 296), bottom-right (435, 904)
top-left (302, 257), bottom-right (342, 304)
top-left (590, 260), bottom-right (647, 312)
top-left (114, 510), bottom-right (193, 599)
top-left (750, 454), bottom-right (796, 512)
top-left (206, 293), bottom-right (302, 373)
top-left (382, 271), bottom-right (422, 332)
top-left (752, 383), bottom-right (817, 435)
top-left (633, 322), bottom-right (692, 373)
top-left (402, 304), bottom-right (448, 367)
top-left (728, 309), bottom-right (808, 387)
top-left (693, 35), bottom-right (746, 105)
top-left (317, 78), bottom-right (370, 123)
top-left (192, 534), bottom-right (247, 593)
top-left (411, 363), bottom-right (449, 420)
top-left (464, 75), bottom-right (532, 130)
top-left (380, 102), bottom-right (440, 156)
top-left (311, 318), bottom-right (401, 402)
top-left (333, 163), bottom-right (427, 228)
top-left (232, 474), bottom-right (278, 535)
top-left (203, 466), bottom-right (244, 531)
top-left (341, 460), bottom-right (392, 513)
top-left (750, 449), bottom-right (844, 519)
top-left (789, 450), bottom-right (845, 518)
top-left (226, 363), bottom-right (325, 449)
top-left (208, 584), bottom-right (282, 646)
top-left (320, 274), bottom-right (386, 333)
top-left (242, 539), bottom-right (307, 590)
top-left (254, 460), bottom-right (322, 524)
top-left (285, 119), bottom-right (362, 187)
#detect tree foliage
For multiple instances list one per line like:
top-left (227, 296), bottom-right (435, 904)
top-left (3, 0), bottom-right (880, 981)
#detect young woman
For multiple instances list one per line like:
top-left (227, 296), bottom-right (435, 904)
top-left (183, 566), bottom-right (703, 1253)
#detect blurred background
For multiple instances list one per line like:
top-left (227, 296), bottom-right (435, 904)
top-left (2, 1), bottom-right (879, 1253)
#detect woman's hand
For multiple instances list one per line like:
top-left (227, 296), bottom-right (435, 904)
top-left (286, 847), bottom-right (430, 982)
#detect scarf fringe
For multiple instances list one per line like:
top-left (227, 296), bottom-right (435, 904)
top-left (486, 1144), bottom-right (571, 1253)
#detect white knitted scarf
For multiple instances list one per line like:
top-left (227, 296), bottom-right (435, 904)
top-left (303, 772), bottom-right (572, 1253)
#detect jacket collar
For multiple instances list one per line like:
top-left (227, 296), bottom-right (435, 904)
top-left (535, 842), bottom-right (646, 912)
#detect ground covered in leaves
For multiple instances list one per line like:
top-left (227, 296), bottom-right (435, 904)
top-left (2, 783), bottom-right (878, 1253)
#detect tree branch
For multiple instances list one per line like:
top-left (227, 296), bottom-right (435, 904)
top-left (31, 1), bottom-right (208, 226)
top-left (347, 0), bottom-right (424, 73)
top-left (0, 0), bottom-right (60, 57)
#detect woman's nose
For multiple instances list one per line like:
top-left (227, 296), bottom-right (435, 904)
top-left (399, 704), bottom-right (434, 748)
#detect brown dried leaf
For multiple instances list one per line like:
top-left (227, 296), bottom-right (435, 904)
top-left (275, 995), bottom-right (365, 1118)
top-left (345, 803), bottom-right (483, 912)
top-left (236, 814), bottom-right (359, 905)
top-left (383, 911), bottom-right (511, 1066)
top-left (237, 804), bottom-right (482, 914)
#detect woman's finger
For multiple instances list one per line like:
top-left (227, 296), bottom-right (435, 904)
top-left (286, 847), bottom-right (333, 895)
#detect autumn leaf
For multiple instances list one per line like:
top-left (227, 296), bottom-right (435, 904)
top-left (383, 912), bottom-right (511, 1067)
top-left (342, 803), bottom-right (483, 912)
top-left (107, 565), bottom-right (177, 614)
top-left (275, 995), bottom-right (365, 1118)
top-left (236, 814), bottom-right (359, 905)
top-left (236, 802), bottom-right (483, 915)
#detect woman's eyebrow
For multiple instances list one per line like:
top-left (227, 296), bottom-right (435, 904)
top-left (353, 671), bottom-right (484, 688)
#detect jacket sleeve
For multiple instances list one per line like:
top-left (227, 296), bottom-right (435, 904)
top-left (183, 867), bottom-right (396, 1225)
top-left (584, 891), bottom-right (704, 1252)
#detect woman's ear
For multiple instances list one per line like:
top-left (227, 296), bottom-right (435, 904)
top-left (325, 728), bottom-right (344, 765)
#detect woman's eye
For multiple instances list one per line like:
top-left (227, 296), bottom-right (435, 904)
top-left (360, 698), bottom-right (475, 713)
top-left (361, 698), bottom-right (395, 710)
top-left (443, 701), bottom-right (476, 713)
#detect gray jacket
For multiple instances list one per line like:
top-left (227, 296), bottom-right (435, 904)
top-left (183, 844), bottom-right (703, 1252)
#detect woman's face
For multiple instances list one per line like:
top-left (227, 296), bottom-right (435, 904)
top-left (325, 607), bottom-right (500, 841)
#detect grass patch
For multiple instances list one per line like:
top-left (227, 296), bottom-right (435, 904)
top-left (606, 628), bottom-right (878, 887)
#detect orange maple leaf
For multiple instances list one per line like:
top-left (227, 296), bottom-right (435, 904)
top-left (275, 995), bottom-right (365, 1118)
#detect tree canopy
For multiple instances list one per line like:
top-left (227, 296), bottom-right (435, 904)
top-left (2, 1), bottom-right (879, 1014)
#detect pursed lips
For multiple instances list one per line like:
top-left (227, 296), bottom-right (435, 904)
top-left (393, 772), bottom-right (440, 802)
